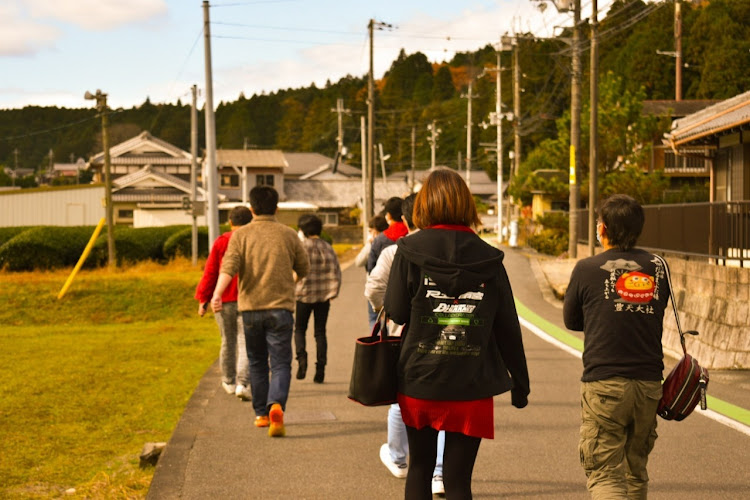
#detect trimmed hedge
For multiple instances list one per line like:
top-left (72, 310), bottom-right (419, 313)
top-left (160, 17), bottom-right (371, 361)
top-left (163, 226), bottom-right (211, 260)
top-left (0, 226), bottom-right (36, 247)
top-left (0, 226), bottom-right (96, 271)
top-left (88, 226), bottom-right (188, 267)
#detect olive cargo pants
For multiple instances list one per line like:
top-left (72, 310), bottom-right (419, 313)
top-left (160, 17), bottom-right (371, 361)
top-left (579, 377), bottom-right (662, 499)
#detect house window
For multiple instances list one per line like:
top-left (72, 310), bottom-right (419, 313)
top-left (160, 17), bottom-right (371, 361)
top-left (118, 209), bottom-right (134, 219)
top-left (221, 173), bottom-right (240, 187)
top-left (319, 212), bottom-right (338, 226)
top-left (256, 174), bottom-right (274, 187)
top-left (663, 150), bottom-right (710, 174)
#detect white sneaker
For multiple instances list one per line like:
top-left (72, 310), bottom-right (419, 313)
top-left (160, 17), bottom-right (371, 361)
top-left (235, 384), bottom-right (251, 400)
top-left (379, 443), bottom-right (408, 479)
top-left (431, 475), bottom-right (445, 496)
top-left (221, 382), bottom-right (236, 395)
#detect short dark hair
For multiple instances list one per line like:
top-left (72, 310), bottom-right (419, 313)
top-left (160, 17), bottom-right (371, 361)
top-left (383, 197), bottom-right (403, 220)
top-left (369, 215), bottom-right (389, 232)
top-left (249, 186), bottom-right (278, 215)
top-left (298, 214), bottom-right (323, 236)
top-left (401, 193), bottom-right (417, 229)
top-left (598, 194), bottom-right (644, 251)
top-left (229, 206), bottom-right (252, 226)
top-left (413, 168), bottom-right (481, 229)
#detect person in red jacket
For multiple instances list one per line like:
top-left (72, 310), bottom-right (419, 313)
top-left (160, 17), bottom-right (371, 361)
top-left (195, 206), bottom-right (253, 400)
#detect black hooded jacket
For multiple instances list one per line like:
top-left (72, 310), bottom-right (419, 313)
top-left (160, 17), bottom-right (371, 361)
top-left (384, 228), bottom-right (530, 406)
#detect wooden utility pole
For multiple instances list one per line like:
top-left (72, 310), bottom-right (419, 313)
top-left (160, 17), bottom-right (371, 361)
top-left (410, 126), bottom-right (416, 190)
top-left (331, 98), bottom-right (350, 154)
top-left (462, 80), bottom-right (478, 188)
top-left (190, 85), bottom-right (199, 267)
top-left (588, 0), bottom-right (599, 257)
top-left (675, 0), bottom-right (683, 101)
top-left (568, 0), bottom-right (582, 258)
top-left (367, 20), bottom-right (375, 219)
top-left (360, 116), bottom-right (369, 242)
top-left (85, 90), bottom-right (116, 269)
top-left (513, 34), bottom-right (521, 190)
top-left (202, 0), bottom-right (220, 245)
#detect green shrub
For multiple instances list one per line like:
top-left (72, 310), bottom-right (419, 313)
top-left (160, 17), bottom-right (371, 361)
top-left (526, 212), bottom-right (569, 256)
top-left (89, 226), bottom-right (187, 267)
top-left (527, 228), bottom-right (569, 256)
top-left (163, 226), bottom-right (211, 260)
top-left (0, 226), bottom-right (96, 271)
top-left (0, 226), bottom-right (36, 247)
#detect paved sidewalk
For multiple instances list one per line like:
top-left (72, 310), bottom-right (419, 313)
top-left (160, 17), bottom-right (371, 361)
top-left (147, 246), bottom-right (750, 499)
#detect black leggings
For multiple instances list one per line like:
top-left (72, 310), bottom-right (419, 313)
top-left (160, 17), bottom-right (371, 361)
top-left (404, 425), bottom-right (482, 500)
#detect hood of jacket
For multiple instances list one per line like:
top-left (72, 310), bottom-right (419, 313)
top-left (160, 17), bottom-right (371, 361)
top-left (395, 228), bottom-right (504, 297)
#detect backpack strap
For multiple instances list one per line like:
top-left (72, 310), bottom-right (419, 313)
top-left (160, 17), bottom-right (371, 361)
top-left (653, 253), bottom-right (687, 356)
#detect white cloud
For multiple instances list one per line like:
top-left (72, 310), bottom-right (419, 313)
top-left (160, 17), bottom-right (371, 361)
top-left (23, 0), bottom-right (168, 31)
top-left (0, 4), bottom-right (59, 56)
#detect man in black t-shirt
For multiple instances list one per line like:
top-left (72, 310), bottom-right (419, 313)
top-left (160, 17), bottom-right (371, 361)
top-left (564, 194), bottom-right (669, 500)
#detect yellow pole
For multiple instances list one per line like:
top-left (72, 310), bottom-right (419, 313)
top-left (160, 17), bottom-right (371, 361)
top-left (57, 218), bottom-right (106, 300)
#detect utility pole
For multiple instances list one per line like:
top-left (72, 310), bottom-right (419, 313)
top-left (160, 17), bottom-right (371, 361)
top-left (367, 19), bottom-right (393, 218)
top-left (331, 98), bottom-right (350, 155)
top-left (427, 120), bottom-right (440, 169)
top-left (367, 20), bottom-right (375, 219)
top-left (513, 34), bottom-right (521, 192)
top-left (190, 85), bottom-right (199, 267)
top-left (568, 0), bottom-right (582, 258)
top-left (462, 79), bottom-right (478, 189)
top-left (360, 116), bottom-right (369, 242)
top-left (588, 0), bottom-right (599, 256)
top-left (12, 148), bottom-right (18, 187)
top-left (410, 126), bottom-right (416, 191)
top-left (202, 0), bottom-right (220, 245)
top-left (85, 90), bottom-right (116, 269)
top-left (675, 0), bottom-right (683, 101)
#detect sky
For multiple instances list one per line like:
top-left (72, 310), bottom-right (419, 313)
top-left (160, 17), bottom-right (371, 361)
top-left (0, 0), bottom-right (615, 111)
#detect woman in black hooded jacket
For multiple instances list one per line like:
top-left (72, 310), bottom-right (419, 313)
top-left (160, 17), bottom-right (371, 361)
top-left (384, 168), bottom-right (530, 499)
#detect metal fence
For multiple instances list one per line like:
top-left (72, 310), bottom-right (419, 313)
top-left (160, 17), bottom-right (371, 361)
top-left (575, 201), bottom-right (750, 267)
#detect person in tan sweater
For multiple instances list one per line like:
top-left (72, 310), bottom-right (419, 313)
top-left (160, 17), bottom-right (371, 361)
top-left (211, 186), bottom-right (309, 437)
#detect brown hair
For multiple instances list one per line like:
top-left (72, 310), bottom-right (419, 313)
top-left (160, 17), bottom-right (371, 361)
top-left (412, 168), bottom-right (481, 229)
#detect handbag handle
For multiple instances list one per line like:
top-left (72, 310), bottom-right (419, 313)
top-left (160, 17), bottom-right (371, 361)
top-left (372, 306), bottom-right (388, 340)
top-left (654, 254), bottom-right (699, 356)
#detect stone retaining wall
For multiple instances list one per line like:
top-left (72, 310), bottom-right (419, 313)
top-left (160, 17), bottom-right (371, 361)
top-left (663, 254), bottom-right (749, 369)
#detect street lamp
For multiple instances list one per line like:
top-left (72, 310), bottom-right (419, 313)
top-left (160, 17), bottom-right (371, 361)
top-left (84, 89), bottom-right (116, 269)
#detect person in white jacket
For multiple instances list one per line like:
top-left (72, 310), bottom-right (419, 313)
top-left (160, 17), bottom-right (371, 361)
top-left (355, 215), bottom-right (388, 268)
top-left (364, 194), bottom-right (446, 496)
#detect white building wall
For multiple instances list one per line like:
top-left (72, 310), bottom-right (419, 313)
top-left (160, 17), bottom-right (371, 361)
top-left (134, 209), bottom-right (206, 228)
top-left (0, 186), bottom-right (105, 227)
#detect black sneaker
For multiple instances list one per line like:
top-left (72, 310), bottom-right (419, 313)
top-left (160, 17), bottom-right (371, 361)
top-left (313, 365), bottom-right (324, 384)
top-left (296, 357), bottom-right (307, 380)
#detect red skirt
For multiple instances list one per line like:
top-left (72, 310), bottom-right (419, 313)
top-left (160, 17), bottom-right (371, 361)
top-left (397, 393), bottom-right (494, 439)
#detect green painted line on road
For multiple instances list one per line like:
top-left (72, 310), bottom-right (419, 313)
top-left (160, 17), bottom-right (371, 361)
top-left (515, 298), bottom-right (584, 352)
top-left (514, 298), bottom-right (750, 428)
top-left (705, 396), bottom-right (750, 427)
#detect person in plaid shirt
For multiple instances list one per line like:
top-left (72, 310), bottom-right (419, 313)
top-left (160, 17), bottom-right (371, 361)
top-left (294, 214), bottom-right (342, 383)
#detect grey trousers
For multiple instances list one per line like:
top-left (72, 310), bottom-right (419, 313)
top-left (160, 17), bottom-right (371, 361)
top-left (214, 301), bottom-right (250, 386)
top-left (579, 377), bottom-right (662, 500)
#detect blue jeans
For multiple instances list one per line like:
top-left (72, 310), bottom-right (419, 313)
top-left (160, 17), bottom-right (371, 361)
top-left (214, 302), bottom-right (249, 386)
top-left (387, 403), bottom-right (444, 476)
top-left (242, 309), bottom-right (294, 417)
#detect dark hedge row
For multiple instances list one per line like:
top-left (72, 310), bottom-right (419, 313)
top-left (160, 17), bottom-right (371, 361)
top-left (0, 225), bottom-right (216, 271)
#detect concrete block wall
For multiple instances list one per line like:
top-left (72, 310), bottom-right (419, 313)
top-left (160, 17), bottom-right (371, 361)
top-left (663, 254), bottom-right (750, 369)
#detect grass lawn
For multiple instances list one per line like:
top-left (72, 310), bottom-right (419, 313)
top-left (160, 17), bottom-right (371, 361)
top-left (0, 245), bottom-right (357, 499)
top-left (0, 258), bottom-right (217, 499)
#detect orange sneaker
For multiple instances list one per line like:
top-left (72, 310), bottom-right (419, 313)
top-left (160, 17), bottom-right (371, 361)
top-left (254, 415), bottom-right (269, 428)
top-left (268, 403), bottom-right (285, 437)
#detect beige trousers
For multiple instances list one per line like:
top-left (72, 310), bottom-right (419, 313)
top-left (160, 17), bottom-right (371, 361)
top-left (579, 377), bottom-right (662, 500)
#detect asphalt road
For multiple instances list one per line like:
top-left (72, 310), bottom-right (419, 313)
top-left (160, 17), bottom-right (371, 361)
top-left (147, 246), bottom-right (750, 499)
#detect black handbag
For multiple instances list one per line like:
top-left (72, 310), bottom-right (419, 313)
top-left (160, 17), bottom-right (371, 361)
top-left (347, 309), bottom-right (402, 406)
top-left (654, 254), bottom-right (709, 421)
